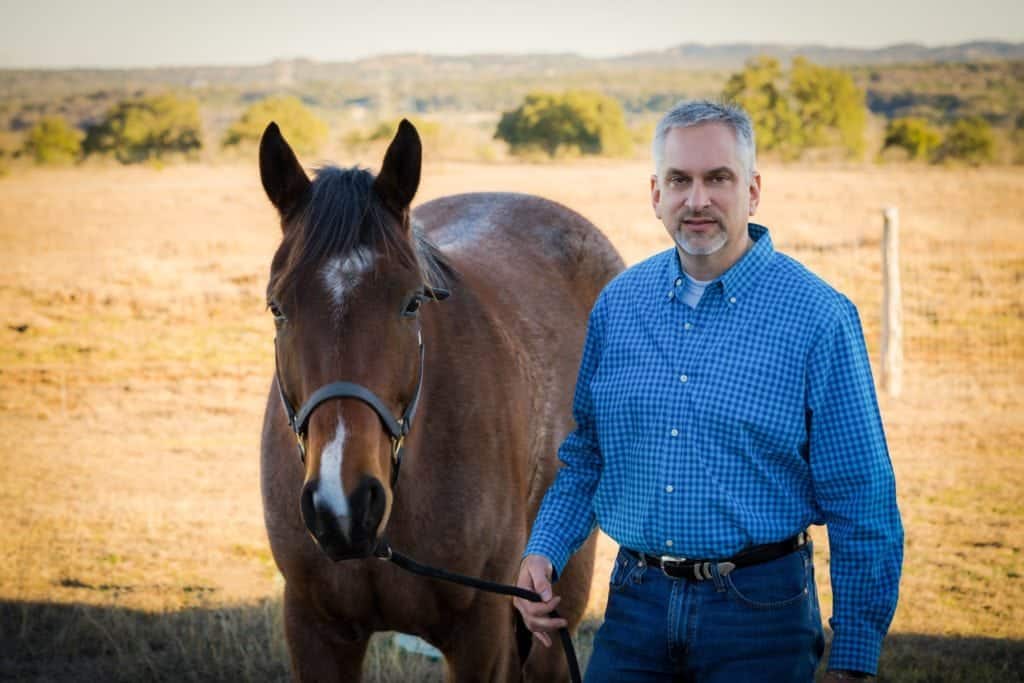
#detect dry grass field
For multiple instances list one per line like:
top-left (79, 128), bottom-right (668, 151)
top-left (1, 157), bottom-right (1022, 682)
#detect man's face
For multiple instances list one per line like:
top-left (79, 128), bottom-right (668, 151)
top-left (651, 123), bottom-right (761, 268)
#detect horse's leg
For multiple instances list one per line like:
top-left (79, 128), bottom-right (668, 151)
top-left (443, 596), bottom-right (521, 683)
top-left (283, 583), bottom-right (369, 682)
top-left (522, 533), bottom-right (598, 682)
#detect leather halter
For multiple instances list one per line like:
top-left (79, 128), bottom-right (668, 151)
top-left (273, 286), bottom-right (447, 487)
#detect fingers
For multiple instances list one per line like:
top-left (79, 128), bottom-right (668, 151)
top-left (527, 560), bottom-right (553, 601)
top-left (513, 555), bottom-right (568, 647)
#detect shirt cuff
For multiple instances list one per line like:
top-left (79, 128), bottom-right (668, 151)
top-left (524, 530), bottom-right (572, 579)
top-left (827, 626), bottom-right (883, 676)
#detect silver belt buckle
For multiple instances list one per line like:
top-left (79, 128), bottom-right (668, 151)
top-left (658, 555), bottom-right (687, 569)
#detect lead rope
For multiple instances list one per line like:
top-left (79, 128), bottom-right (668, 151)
top-left (375, 541), bottom-right (582, 683)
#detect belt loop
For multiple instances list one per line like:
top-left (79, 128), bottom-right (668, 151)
top-left (708, 561), bottom-right (727, 592)
top-left (633, 555), bottom-right (647, 584)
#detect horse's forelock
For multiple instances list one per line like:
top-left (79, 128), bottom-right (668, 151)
top-left (268, 166), bottom-right (426, 305)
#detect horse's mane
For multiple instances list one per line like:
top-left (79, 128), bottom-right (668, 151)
top-left (269, 165), bottom-right (453, 305)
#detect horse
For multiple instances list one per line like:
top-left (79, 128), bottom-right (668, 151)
top-left (258, 119), bottom-right (624, 681)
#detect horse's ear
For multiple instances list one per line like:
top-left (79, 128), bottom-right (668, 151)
top-left (374, 119), bottom-right (421, 216)
top-left (259, 122), bottom-right (311, 222)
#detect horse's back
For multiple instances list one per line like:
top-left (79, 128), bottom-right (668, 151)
top-left (415, 192), bottom-right (624, 306)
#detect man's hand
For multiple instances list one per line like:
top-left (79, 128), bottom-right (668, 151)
top-left (513, 554), bottom-right (568, 648)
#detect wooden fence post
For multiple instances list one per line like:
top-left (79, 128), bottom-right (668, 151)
top-left (882, 207), bottom-right (903, 397)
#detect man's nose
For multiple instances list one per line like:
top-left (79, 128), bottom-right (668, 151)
top-left (686, 181), bottom-right (710, 210)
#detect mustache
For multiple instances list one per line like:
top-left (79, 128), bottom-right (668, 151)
top-left (681, 209), bottom-right (721, 222)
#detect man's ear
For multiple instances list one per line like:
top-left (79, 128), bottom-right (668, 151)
top-left (651, 174), bottom-right (663, 219)
top-left (748, 171), bottom-right (762, 216)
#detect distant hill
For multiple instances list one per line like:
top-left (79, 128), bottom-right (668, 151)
top-left (1, 41), bottom-right (1021, 150)
top-left (2, 41), bottom-right (1022, 99)
top-left (611, 40), bottom-right (1024, 68)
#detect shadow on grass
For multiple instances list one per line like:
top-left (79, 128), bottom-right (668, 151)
top-left (2, 602), bottom-right (1021, 682)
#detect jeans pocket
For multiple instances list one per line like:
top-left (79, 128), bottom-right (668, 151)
top-left (724, 549), bottom-right (811, 610)
top-left (609, 549), bottom-right (643, 592)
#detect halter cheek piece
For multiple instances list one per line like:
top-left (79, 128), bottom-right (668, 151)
top-left (273, 285), bottom-right (449, 487)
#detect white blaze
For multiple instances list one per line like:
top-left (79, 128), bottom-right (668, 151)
top-left (313, 420), bottom-right (350, 518)
top-left (320, 248), bottom-right (374, 313)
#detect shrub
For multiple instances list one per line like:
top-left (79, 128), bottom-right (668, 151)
top-left (883, 117), bottom-right (942, 161)
top-left (936, 117), bottom-right (996, 164)
top-left (84, 94), bottom-right (202, 164)
top-left (495, 91), bottom-right (632, 158)
top-left (223, 96), bottom-right (328, 155)
top-left (24, 116), bottom-right (83, 165)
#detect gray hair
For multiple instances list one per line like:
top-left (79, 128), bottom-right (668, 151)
top-left (651, 100), bottom-right (757, 180)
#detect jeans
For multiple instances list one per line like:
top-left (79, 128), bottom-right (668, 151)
top-left (585, 543), bottom-right (824, 682)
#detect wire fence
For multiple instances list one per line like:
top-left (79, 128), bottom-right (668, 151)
top-left (781, 210), bottom-right (1022, 411)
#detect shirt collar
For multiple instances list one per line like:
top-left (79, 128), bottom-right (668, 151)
top-left (661, 223), bottom-right (774, 302)
top-left (718, 223), bottom-right (773, 297)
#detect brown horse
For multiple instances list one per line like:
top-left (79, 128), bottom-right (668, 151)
top-left (259, 119), bottom-right (624, 681)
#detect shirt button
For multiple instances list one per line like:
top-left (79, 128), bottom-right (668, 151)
top-left (729, 296), bottom-right (737, 304)
top-left (679, 374), bottom-right (688, 383)
top-left (670, 428), bottom-right (679, 437)
top-left (674, 277), bottom-right (682, 286)
top-left (665, 540), bottom-right (674, 547)
top-left (683, 322), bottom-right (693, 330)
top-left (667, 290), bottom-right (674, 300)
top-left (665, 485), bottom-right (674, 493)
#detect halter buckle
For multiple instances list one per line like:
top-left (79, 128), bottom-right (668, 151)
top-left (391, 434), bottom-right (405, 463)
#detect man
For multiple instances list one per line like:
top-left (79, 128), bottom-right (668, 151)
top-left (514, 100), bottom-right (903, 682)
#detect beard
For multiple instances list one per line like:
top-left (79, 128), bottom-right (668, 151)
top-left (672, 215), bottom-right (728, 256)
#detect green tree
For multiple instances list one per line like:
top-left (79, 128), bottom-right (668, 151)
top-left (23, 116), bottom-right (83, 164)
top-left (223, 95), bottom-right (328, 155)
top-left (882, 117), bottom-right (942, 160)
top-left (722, 56), bottom-right (868, 159)
top-left (721, 56), bottom-right (802, 159)
top-left (936, 117), bottom-right (996, 164)
top-left (789, 57), bottom-right (868, 158)
top-left (84, 94), bottom-right (202, 163)
top-left (495, 91), bottom-right (631, 158)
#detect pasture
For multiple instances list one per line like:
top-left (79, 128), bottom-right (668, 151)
top-left (1, 158), bottom-right (1022, 681)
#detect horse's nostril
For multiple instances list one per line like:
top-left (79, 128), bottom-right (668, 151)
top-left (300, 483), bottom-right (318, 532)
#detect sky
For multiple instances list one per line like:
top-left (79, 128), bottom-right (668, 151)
top-left (1, 0), bottom-right (1022, 69)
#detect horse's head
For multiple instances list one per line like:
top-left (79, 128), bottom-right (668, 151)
top-left (260, 120), bottom-right (445, 561)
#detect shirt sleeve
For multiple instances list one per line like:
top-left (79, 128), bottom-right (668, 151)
top-left (523, 294), bottom-right (606, 577)
top-left (807, 297), bottom-right (904, 675)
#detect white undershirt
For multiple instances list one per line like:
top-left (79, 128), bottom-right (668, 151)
top-left (681, 272), bottom-right (713, 309)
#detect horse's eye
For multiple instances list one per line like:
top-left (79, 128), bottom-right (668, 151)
top-left (402, 295), bottom-right (423, 317)
top-left (268, 302), bottom-right (287, 325)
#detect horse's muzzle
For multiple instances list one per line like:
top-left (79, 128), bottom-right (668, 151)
top-left (301, 475), bottom-right (387, 561)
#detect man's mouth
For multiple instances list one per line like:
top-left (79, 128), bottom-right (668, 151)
top-left (683, 217), bottom-right (718, 231)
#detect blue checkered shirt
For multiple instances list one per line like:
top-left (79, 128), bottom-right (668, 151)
top-left (525, 224), bottom-right (903, 675)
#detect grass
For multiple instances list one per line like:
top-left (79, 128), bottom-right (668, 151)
top-left (1, 160), bottom-right (1022, 680)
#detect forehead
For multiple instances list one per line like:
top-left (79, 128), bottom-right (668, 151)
top-left (660, 122), bottom-right (742, 174)
top-left (319, 247), bottom-right (376, 313)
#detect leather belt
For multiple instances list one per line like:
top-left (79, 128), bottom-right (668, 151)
top-left (628, 531), bottom-right (810, 581)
